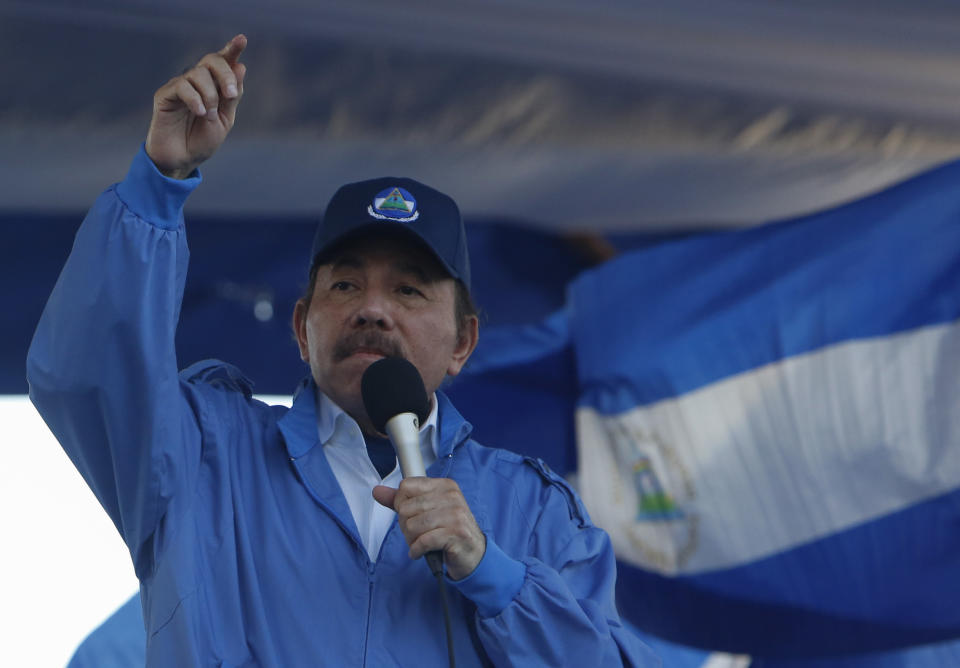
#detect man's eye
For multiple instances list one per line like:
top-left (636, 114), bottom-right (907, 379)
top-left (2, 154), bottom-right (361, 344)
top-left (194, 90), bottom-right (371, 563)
top-left (331, 281), bottom-right (353, 291)
top-left (398, 285), bottom-right (423, 297)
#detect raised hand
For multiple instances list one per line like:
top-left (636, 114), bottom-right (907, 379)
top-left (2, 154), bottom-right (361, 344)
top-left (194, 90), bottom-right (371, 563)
top-left (373, 478), bottom-right (487, 580)
top-left (145, 34), bottom-right (247, 179)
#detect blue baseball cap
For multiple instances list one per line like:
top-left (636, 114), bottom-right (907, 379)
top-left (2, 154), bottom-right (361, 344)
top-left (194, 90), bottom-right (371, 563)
top-left (310, 177), bottom-right (470, 290)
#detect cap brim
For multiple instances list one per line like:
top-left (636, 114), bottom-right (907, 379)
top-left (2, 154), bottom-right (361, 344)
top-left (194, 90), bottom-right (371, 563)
top-left (311, 221), bottom-right (462, 283)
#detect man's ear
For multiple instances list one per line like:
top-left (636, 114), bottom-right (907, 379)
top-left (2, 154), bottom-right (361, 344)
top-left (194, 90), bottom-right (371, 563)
top-left (447, 315), bottom-right (479, 377)
top-left (292, 300), bottom-right (310, 362)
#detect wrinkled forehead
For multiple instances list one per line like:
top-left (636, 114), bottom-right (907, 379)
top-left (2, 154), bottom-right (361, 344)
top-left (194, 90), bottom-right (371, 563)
top-left (315, 230), bottom-right (451, 282)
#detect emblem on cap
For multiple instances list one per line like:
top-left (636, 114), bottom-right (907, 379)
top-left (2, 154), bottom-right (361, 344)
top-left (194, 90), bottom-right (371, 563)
top-left (368, 187), bottom-right (419, 223)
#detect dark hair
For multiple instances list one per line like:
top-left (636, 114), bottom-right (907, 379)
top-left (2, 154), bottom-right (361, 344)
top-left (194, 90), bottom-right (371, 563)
top-left (298, 262), bottom-right (478, 337)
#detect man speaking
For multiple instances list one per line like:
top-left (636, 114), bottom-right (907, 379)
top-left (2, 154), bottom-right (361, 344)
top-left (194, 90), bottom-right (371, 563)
top-left (27, 35), bottom-right (657, 667)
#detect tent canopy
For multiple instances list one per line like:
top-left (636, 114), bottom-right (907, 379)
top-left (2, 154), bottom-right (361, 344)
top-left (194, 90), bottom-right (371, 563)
top-left (4, 0), bottom-right (960, 229)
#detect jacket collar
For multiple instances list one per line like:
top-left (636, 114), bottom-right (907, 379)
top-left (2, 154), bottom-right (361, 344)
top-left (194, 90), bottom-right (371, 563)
top-left (433, 390), bottom-right (473, 458)
top-left (279, 377), bottom-right (473, 460)
top-left (278, 377), bottom-right (320, 459)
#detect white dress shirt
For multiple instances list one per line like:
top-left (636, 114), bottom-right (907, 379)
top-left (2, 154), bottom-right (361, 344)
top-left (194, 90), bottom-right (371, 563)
top-left (316, 390), bottom-right (439, 561)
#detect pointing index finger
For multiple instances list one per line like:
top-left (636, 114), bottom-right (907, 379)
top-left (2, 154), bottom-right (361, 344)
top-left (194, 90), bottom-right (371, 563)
top-left (218, 34), bottom-right (247, 65)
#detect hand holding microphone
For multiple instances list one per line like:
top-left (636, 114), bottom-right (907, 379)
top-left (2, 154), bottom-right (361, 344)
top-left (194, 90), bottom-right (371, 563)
top-left (364, 358), bottom-right (486, 581)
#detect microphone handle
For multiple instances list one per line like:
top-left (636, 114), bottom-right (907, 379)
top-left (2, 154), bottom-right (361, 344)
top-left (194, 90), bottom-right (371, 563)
top-left (425, 551), bottom-right (444, 577)
top-left (385, 413), bottom-right (445, 577)
top-left (385, 412), bottom-right (426, 477)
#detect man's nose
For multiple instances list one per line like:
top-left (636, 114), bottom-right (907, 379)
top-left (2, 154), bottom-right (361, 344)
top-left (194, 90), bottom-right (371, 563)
top-left (352, 291), bottom-right (395, 329)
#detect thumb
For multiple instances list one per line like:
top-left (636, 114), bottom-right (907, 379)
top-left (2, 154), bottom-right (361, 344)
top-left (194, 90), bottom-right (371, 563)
top-left (372, 485), bottom-right (398, 510)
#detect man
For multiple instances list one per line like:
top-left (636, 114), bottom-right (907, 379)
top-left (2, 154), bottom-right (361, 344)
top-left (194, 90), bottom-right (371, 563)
top-left (27, 35), bottom-right (658, 666)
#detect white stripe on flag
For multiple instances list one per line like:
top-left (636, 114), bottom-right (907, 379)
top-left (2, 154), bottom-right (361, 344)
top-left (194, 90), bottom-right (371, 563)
top-left (577, 318), bottom-right (960, 575)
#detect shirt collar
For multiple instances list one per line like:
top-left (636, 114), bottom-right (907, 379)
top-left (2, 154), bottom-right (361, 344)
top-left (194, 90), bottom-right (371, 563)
top-left (315, 389), bottom-right (440, 459)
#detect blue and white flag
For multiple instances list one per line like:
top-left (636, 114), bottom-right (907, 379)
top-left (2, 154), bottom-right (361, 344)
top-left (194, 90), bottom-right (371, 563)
top-left (566, 158), bottom-right (960, 658)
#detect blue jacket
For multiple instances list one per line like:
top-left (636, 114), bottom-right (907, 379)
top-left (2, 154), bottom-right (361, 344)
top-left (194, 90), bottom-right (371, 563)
top-left (27, 148), bottom-right (659, 667)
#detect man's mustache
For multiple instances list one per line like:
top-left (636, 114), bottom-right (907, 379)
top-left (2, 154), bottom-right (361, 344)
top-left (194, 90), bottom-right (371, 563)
top-left (333, 331), bottom-right (404, 362)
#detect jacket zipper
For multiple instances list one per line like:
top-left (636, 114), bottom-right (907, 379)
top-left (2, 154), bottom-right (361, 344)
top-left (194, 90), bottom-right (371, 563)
top-left (362, 573), bottom-right (374, 666)
top-left (290, 445), bottom-right (461, 666)
top-left (289, 455), bottom-right (375, 666)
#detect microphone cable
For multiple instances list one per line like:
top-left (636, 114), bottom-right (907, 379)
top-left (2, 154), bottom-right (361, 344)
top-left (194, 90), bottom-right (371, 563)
top-left (427, 553), bottom-right (456, 668)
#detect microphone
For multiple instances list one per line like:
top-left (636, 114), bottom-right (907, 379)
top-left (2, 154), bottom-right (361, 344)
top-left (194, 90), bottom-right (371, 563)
top-left (361, 357), bottom-right (443, 576)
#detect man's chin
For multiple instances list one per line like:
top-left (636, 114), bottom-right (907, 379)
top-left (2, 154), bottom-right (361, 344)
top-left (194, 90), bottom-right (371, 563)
top-left (320, 353), bottom-right (402, 411)
top-left (325, 354), bottom-right (385, 402)
top-left (316, 371), bottom-right (366, 424)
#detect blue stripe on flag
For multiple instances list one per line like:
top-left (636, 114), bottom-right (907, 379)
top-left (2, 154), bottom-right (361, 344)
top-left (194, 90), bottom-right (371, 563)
top-left (570, 158), bottom-right (960, 414)
top-left (615, 485), bottom-right (960, 657)
top-left (751, 637), bottom-right (960, 667)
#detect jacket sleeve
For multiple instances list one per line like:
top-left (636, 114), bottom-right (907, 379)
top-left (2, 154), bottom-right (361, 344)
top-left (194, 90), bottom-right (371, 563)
top-left (26, 146), bottom-right (203, 578)
top-left (461, 460), bottom-right (661, 667)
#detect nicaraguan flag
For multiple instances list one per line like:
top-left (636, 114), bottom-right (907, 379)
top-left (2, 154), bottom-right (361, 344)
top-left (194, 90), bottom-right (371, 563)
top-left (566, 158), bottom-right (960, 659)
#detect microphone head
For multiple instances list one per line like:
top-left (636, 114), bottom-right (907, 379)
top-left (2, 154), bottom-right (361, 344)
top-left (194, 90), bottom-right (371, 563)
top-left (361, 357), bottom-right (430, 433)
